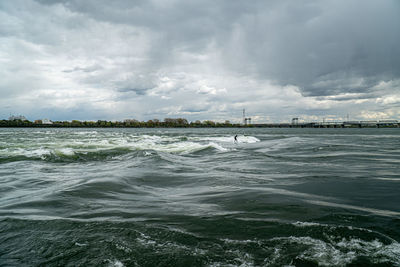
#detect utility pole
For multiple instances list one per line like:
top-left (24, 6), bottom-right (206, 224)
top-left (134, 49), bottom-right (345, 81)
top-left (242, 109), bottom-right (251, 125)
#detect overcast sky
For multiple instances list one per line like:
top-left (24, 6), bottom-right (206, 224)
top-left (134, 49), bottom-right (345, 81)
top-left (1, 0), bottom-right (399, 122)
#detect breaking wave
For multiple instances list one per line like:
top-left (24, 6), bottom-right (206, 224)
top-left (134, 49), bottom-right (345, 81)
top-left (0, 132), bottom-right (261, 162)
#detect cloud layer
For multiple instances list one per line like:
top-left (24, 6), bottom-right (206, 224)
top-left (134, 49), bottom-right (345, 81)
top-left (1, 0), bottom-right (399, 122)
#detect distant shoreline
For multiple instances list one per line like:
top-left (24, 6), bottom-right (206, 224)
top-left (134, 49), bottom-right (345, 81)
top-left (1, 119), bottom-right (399, 128)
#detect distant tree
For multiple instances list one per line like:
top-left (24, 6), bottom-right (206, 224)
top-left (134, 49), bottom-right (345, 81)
top-left (0, 116), bottom-right (243, 128)
top-left (146, 120), bottom-right (155, 127)
top-left (203, 120), bottom-right (216, 127)
top-left (71, 120), bottom-right (82, 127)
top-left (176, 118), bottom-right (188, 126)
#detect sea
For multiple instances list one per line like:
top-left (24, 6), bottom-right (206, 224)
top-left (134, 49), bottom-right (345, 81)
top-left (0, 127), bottom-right (399, 266)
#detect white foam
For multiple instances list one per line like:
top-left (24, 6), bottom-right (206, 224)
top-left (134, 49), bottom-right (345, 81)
top-left (126, 140), bottom-right (229, 154)
top-left (292, 221), bottom-right (324, 227)
top-left (270, 236), bottom-right (400, 266)
top-left (255, 138), bottom-right (304, 153)
top-left (209, 250), bottom-right (255, 267)
top-left (56, 148), bottom-right (75, 156)
top-left (28, 148), bottom-right (52, 159)
top-left (221, 238), bottom-right (259, 245)
top-left (291, 221), bottom-right (378, 237)
top-left (195, 135), bottom-right (260, 144)
top-left (106, 259), bottom-right (125, 267)
top-left (239, 136), bottom-right (260, 143)
top-left (0, 133), bottom-right (245, 159)
top-left (139, 134), bottom-right (163, 142)
top-left (209, 142), bottom-right (229, 152)
top-left (75, 131), bottom-right (98, 135)
top-left (115, 242), bottom-right (132, 253)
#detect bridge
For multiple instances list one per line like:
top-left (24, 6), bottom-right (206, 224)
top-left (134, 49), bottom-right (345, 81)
top-left (251, 120), bottom-right (399, 128)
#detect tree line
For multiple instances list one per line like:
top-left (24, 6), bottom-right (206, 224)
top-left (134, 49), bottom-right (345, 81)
top-left (0, 118), bottom-right (245, 128)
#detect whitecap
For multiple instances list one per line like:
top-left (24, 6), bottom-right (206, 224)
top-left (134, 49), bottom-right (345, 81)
top-left (270, 236), bottom-right (400, 266)
top-left (106, 259), bottom-right (125, 267)
top-left (194, 135), bottom-right (260, 144)
top-left (74, 131), bottom-right (98, 135)
top-left (126, 140), bottom-right (229, 154)
top-left (208, 142), bottom-right (229, 152)
top-left (27, 148), bottom-right (52, 159)
top-left (292, 221), bottom-right (324, 227)
top-left (55, 148), bottom-right (75, 156)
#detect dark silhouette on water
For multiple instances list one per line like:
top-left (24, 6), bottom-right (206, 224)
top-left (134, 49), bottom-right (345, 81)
top-left (234, 135), bottom-right (238, 143)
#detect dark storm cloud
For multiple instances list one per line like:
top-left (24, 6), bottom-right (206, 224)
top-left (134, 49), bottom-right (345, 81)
top-left (33, 0), bottom-right (400, 99)
top-left (217, 0), bottom-right (400, 97)
top-left (117, 87), bottom-right (149, 96)
top-left (63, 65), bottom-right (103, 73)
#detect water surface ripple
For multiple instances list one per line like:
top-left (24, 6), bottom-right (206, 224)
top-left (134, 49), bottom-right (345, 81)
top-left (1, 128), bottom-right (400, 266)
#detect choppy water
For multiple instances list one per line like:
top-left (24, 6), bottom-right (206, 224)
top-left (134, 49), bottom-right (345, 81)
top-left (1, 128), bottom-right (400, 266)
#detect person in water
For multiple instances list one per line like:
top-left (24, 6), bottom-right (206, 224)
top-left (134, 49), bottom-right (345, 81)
top-left (234, 135), bottom-right (238, 143)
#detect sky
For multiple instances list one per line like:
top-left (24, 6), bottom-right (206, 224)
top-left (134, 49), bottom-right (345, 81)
top-left (1, 0), bottom-right (399, 123)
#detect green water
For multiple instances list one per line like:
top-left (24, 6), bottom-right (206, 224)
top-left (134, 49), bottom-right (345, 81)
top-left (1, 128), bottom-right (399, 266)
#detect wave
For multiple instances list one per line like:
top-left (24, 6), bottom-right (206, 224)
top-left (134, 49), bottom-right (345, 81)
top-left (0, 133), bottom-right (263, 162)
top-left (0, 141), bottom-right (232, 163)
top-left (255, 136), bottom-right (309, 153)
top-left (1, 215), bottom-right (399, 266)
top-left (266, 236), bottom-right (400, 266)
top-left (305, 199), bottom-right (400, 217)
top-left (193, 135), bottom-right (260, 144)
top-left (219, 219), bottom-right (400, 266)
